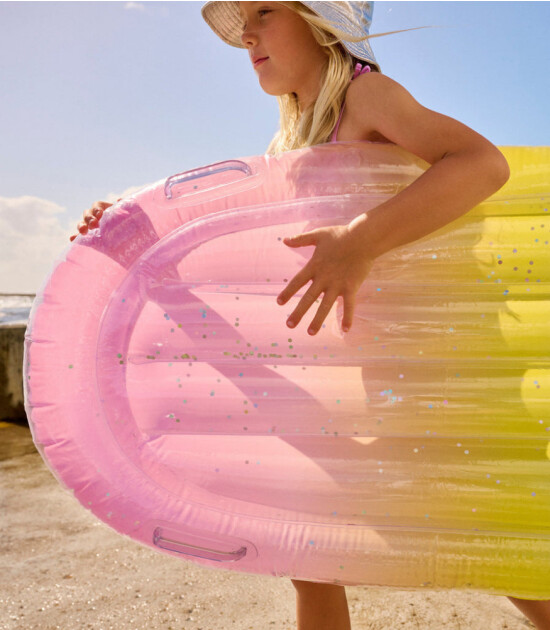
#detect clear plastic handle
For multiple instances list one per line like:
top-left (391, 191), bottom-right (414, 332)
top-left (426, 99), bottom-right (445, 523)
top-left (164, 160), bottom-right (253, 200)
top-left (153, 526), bottom-right (252, 563)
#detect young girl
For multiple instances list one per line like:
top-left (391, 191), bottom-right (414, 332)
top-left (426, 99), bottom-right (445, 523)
top-left (72, 2), bottom-right (550, 628)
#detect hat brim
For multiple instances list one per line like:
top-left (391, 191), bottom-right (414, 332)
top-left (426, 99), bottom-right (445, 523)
top-left (201, 1), bottom-right (245, 49)
top-left (200, 1), bottom-right (380, 70)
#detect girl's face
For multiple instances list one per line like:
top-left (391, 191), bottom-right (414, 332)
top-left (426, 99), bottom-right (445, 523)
top-left (238, 2), bottom-right (327, 111)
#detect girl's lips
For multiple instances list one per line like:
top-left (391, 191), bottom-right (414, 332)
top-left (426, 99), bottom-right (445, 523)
top-left (254, 57), bottom-right (268, 68)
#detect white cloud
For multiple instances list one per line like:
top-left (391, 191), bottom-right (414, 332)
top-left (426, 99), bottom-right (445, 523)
top-left (0, 184), bottom-right (154, 294)
top-left (0, 196), bottom-right (73, 294)
top-left (124, 2), bottom-right (146, 11)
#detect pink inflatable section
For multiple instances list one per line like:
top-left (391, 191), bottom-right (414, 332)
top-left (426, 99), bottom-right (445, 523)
top-left (24, 143), bottom-right (550, 597)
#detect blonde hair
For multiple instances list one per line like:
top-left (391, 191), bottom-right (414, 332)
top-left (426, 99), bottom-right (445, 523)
top-left (265, 2), bottom-right (378, 156)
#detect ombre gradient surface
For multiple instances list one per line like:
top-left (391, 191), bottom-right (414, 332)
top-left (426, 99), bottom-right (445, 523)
top-left (24, 143), bottom-right (550, 596)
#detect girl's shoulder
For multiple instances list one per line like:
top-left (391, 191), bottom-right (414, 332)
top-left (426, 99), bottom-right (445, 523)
top-left (345, 72), bottom-right (417, 119)
top-left (338, 72), bottom-right (415, 143)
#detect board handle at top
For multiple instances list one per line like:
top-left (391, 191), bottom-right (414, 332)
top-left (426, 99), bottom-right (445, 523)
top-left (164, 160), bottom-right (253, 200)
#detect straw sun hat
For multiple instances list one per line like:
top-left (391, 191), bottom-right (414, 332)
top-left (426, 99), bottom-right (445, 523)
top-left (201, 1), bottom-right (425, 72)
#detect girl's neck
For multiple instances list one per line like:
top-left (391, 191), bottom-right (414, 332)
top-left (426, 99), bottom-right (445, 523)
top-left (294, 55), bottom-right (326, 114)
top-left (298, 97), bottom-right (313, 115)
top-left (296, 76), bottom-right (322, 114)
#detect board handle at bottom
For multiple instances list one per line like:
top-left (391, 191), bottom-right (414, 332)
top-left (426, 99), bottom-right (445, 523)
top-left (153, 525), bottom-right (254, 563)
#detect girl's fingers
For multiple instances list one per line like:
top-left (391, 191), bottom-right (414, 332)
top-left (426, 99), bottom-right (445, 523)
top-left (306, 289), bottom-right (339, 335)
top-left (341, 291), bottom-right (356, 333)
top-left (278, 230), bottom-right (324, 304)
top-left (71, 201), bottom-right (112, 242)
top-left (277, 226), bottom-right (368, 333)
top-left (85, 206), bottom-right (103, 222)
top-left (86, 201), bottom-right (110, 220)
top-left (283, 231), bottom-right (319, 248)
top-left (84, 211), bottom-right (96, 226)
top-left (285, 281), bottom-right (323, 328)
top-left (83, 201), bottom-right (110, 226)
top-left (277, 265), bottom-right (312, 305)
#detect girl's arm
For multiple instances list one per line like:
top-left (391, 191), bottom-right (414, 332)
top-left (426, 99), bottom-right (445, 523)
top-left (343, 73), bottom-right (510, 259)
top-left (277, 74), bottom-right (510, 334)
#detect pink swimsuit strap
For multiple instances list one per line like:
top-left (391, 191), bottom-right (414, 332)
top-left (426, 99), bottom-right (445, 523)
top-left (330, 62), bottom-right (371, 143)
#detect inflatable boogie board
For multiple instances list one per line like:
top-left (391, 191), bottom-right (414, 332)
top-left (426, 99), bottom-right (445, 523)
top-left (24, 142), bottom-right (550, 598)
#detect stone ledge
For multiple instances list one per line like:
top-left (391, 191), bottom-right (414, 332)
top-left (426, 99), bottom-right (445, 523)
top-left (0, 324), bottom-right (26, 421)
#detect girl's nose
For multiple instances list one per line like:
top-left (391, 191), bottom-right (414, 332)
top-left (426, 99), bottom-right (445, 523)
top-left (240, 26), bottom-right (258, 47)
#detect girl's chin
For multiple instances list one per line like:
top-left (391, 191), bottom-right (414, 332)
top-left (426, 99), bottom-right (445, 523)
top-left (257, 78), bottom-right (289, 98)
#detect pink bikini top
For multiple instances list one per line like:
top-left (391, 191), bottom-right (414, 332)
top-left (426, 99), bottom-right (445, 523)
top-left (330, 62), bottom-right (371, 143)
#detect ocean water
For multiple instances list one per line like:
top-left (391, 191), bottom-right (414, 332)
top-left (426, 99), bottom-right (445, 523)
top-left (0, 294), bottom-right (35, 327)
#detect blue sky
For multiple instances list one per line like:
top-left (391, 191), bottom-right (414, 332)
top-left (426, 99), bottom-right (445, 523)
top-left (1, 1), bottom-right (549, 292)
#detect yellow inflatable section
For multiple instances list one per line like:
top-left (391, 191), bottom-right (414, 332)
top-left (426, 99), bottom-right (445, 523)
top-left (336, 146), bottom-right (550, 596)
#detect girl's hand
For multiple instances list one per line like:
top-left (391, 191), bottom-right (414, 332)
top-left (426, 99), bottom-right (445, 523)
top-left (276, 223), bottom-right (374, 335)
top-left (69, 200), bottom-right (116, 242)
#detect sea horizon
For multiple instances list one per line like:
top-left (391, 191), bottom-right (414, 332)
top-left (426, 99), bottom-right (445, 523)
top-left (0, 293), bottom-right (35, 326)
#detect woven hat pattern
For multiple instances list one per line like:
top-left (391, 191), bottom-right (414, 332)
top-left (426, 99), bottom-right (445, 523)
top-left (201, 1), bottom-right (379, 70)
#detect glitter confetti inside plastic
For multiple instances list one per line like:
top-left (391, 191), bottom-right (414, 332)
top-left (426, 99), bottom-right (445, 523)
top-left (24, 144), bottom-right (550, 593)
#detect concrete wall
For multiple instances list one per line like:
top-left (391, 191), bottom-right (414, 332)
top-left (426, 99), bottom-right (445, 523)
top-left (0, 325), bottom-right (26, 421)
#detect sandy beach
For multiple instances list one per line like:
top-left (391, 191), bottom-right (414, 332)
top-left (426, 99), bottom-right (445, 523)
top-left (1, 421), bottom-right (535, 630)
